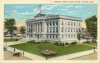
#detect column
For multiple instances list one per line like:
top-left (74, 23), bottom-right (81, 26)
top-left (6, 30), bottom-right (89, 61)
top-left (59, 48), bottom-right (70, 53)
top-left (41, 22), bottom-right (42, 32)
top-left (26, 23), bottom-right (28, 38)
top-left (42, 21), bottom-right (47, 39)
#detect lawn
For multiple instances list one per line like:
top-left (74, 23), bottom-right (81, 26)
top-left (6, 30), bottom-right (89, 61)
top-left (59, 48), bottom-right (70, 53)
top-left (10, 42), bottom-right (93, 58)
top-left (84, 42), bottom-right (97, 47)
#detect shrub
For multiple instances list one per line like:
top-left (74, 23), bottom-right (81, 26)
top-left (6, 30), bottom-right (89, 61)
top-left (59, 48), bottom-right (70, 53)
top-left (65, 43), bottom-right (69, 45)
top-left (57, 43), bottom-right (65, 46)
top-left (70, 42), bottom-right (77, 45)
top-left (42, 40), bottom-right (50, 43)
top-left (93, 41), bottom-right (97, 43)
top-left (62, 43), bottom-right (65, 46)
top-left (84, 41), bottom-right (91, 44)
top-left (54, 42), bottom-right (59, 46)
top-left (4, 38), bottom-right (19, 42)
top-left (54, 42), bottom-right (57, 45)
top-left (28, 40), bottom-right (35, 43)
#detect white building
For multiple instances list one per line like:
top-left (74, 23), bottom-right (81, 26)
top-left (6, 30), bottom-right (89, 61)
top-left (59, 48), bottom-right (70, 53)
top-left (26, 13), bottom-right (83, 43)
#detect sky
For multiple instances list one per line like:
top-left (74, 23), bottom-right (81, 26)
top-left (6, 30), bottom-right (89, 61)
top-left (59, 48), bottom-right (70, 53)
top-left (4, 4), bottom-right (97, 26)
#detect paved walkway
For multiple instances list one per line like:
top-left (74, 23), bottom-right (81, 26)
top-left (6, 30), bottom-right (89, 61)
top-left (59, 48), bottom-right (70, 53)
top-left (4, 41), bottom-right (27, 46)
top-left (4, 51), bottom-right (31, 60)
top-left (5, 50), bottom-right (97, 60)
top-left (71, 53), bottom-right (97, 60)
top-left (4, 39), bottom-right (28, 46)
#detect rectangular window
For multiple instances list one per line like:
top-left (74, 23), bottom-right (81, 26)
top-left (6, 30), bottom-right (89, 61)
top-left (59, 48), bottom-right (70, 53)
top-left (56, 27), bottom-right (58, 32)
top-left (62, 21), bottom-right (64, 25)
top-left (66, 34), bottom-right (67, 38)
top-left (71, 22), bottom-right (73, 26)
top-left (74, 22), bottom-right (75, 26)
top-left (68, 28), bottom-right (70, 32)
top-left (68, 22), bottom-right (70, 25)
top-left (56, 35), bottom-right (58, 38)
top-left (61, 27), bottom-right (63, 32)
top-left (71, 34), bottom-right (73, 38)
top-left (68, 34), bottom-right (70, 38)
top-left (50, 21), bottom-right (52, 26)
top-left (50, 27), bottom-right (52, 32)
top-left (53, 27), bottom-right (55, 32)
top-left (53, 21), bottom-right (55, 26)
top-left (56, 21), bottom-right (58, 25)
top-left (53, 35), bottom-right (54, 39)
top-left (74, 34), bottom-right (76, 38)
top-left (62, 34), bottom-right (63, 38)
top-left (50, 35), bottom-right (51, 39)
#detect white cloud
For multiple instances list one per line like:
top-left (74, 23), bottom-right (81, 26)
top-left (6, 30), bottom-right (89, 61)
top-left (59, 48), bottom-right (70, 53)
top-left (42, 5), bottom-right (58, 11)
top-left (16, 12), bottom-right (33, 15)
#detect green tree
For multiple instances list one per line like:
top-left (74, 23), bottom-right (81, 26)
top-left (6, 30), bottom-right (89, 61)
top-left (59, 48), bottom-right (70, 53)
top-left (85, 15), bottom-right (97, 39)
top-left (20, 26), bottom-right (26, 36)
top-left (5, 18), bottom-right (17, 38)
top-left (77, 32), bottom-right (81, 42)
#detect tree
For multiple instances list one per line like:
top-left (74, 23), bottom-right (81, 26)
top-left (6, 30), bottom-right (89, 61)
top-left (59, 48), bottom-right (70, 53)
top-left (5, 18), bottom-right (17, 38)
top-left (85, 15), bottom-right (97, 39)
top-left (20, 26), bottom-right (26, 36)
top-left (77, 32), bottom-right (81, 43)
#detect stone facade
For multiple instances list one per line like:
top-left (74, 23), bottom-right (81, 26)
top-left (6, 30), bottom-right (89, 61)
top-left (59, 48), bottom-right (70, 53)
top-left (26, 13), bottom-right (83, 43)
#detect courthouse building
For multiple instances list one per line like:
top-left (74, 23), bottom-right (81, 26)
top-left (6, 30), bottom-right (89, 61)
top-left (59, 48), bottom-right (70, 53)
top-left (26, 13), bottom-right (84, 43)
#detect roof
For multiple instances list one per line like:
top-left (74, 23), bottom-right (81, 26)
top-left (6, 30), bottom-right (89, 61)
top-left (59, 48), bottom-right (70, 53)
top-left (26, 13), bottom-right (82, 23)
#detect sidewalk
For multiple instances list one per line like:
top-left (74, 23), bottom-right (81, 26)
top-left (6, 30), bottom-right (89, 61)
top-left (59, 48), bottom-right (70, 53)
top-left (71, 53), bottom-right (97, 60)
top-left (4, 51), bottom-right (31, 60)
top-left (48, 50), bottom-right (95, 60)
top-left (4, 41), bottom-right (27, 46)
top-left (4, 38), bottom-right (29, 46)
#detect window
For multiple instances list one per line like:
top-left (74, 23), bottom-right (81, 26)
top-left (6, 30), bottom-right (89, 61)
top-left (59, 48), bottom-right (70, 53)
top-left (56, 35), bottom-right (58, 38)
top-left (62, 34), bottom-right (63, 38)
top-left (71, 22), bottom-right (73, 26)
top-left (53, 21), bottom-right (55, 26)
top-left (50, 21), bottom-right (52, 26)
top-left (79, 23), bottom-right (80, 26)
top-left (65, 28), bottom-right (67, 32)
top-left (61, 27), bottom-right (63, 32)
top-left (76, 28), bottom-right (78, 32)
top-left (53, 27), bottom-right (55, 32)
top-left (74, 22), bottom-right (75, 26)
top-left (62, 21), bottom-right (64, 25)
top-left (68, 34), bottom-right (70, 38)
top-left (56, 21), bottom-right (58, 25)
top-left (79, 28), bottom-right (81, 32)
top-left (56, 27), bottom-right (58, 32)
top-left (68, 28), bottom-right (70, 32)
top-left (71, 34), bottom-right (73, 38)
top-left (50, 27), bottom-right (52, 32)
top-left (71, 28), bottom-right (72, 32)
top-left (66, 34), bottom-right (67, 38)
top-left (53, 35), bottom-right (54, 39)
top-left (74, 28), bottom-right (75, 32)
top-left (74, 34), bottom-right (76, 38)
top-left (68, 22), bottom-right (70, 25)
top-left (50, 35), bottom-right (51, 38)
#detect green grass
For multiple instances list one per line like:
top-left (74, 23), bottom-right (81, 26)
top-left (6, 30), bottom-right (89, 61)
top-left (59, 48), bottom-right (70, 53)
top-left (10, 42), bottom-right (93, 57)
top-left (84, 42), bottom-right (97, 47)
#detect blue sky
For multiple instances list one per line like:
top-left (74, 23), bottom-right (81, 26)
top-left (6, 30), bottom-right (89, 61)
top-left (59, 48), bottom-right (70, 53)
top-left (5, 4), bottom-right (97, 23)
